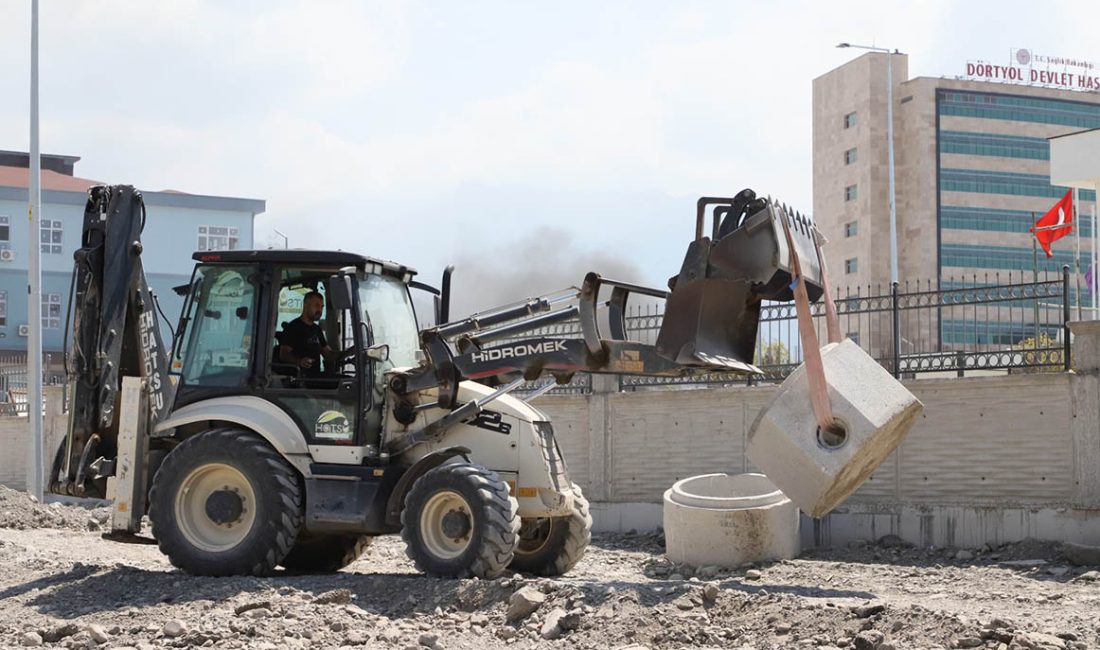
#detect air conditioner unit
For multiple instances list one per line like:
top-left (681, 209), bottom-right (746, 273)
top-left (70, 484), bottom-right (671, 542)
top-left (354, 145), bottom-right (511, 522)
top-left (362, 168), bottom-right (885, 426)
top-left (17, 324), bottom-right (30, 337)
top-left (0, 250), bottom-right (15, 262)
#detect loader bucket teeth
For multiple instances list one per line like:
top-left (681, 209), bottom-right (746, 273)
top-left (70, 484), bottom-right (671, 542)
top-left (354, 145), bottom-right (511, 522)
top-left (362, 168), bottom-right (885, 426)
top-left (656, 196), bottom-right (825, 370)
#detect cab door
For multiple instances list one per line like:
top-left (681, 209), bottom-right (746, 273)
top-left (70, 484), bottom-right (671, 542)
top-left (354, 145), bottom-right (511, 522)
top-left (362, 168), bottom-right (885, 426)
top-left (261, 270), bottom-right (368, 460)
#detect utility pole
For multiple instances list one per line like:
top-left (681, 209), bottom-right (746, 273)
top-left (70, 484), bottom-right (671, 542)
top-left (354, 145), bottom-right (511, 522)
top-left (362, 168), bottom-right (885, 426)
top-left (27, 0), bottom-right (44, 501)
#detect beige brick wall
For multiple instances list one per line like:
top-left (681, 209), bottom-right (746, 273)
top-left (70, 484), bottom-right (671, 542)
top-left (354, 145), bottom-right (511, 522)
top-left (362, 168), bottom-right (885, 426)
top-left (539, 372), bottom-right (1087, 509)
top-left (0, 377), bottom-right (1086, 518)
top-left (0, 387), bottom-right (69, 492)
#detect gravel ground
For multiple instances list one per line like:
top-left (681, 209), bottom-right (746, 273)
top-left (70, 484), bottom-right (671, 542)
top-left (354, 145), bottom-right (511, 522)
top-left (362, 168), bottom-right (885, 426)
top-left (0, 487), bottom-right (1099, 650)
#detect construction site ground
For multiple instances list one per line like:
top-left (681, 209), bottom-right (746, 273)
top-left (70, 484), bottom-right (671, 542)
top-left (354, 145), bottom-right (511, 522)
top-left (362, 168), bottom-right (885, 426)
top-left (1, 487), bottom-right (1098, 650)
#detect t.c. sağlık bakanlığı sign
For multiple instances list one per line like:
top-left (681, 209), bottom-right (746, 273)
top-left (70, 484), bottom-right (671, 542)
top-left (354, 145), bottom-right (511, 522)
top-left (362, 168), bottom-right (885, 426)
top-left (964, 48), bottom-right (1099, 91)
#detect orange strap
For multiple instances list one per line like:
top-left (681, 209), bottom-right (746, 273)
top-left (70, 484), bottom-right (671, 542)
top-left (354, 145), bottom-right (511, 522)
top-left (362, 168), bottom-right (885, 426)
top-left (780, 215), bottom-right (835, 431)
top-left (814, 234), bottom-right (841, 345)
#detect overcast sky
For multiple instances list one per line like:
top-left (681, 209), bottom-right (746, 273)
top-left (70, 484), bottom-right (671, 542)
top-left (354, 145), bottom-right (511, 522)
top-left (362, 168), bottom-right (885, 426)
top-left (1, 0), bottom-right (1097, 313)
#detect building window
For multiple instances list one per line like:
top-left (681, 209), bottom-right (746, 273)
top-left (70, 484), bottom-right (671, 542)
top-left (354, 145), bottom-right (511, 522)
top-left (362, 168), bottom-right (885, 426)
top-left (42, 293), bottom-right (61, 329)
top-left (844, 148), bottom-right (858, 165)
top-left (940, 205), bottom-right (1093, 237)
top-left (939, 90), bottom-right (1100, 130)
top-left (845, 185), bottom-right (858, 201)
top-left (0, 290), bottom-right (6, 327)
top-left (941, 243), bottom-right (1076, 272)
top-left (844, 221), bottom-right (858, 237)
top-left (939, 130), bottom-right (1049, 161)
top-left (40, 220), bottom-right (62, 255)
top-left (0, 215), bottom-right (9, 244)
top-left (940, 168), bottom-right (1095, 201)
top-left (845, 258), bottom-right (858, 274)
top-left (844, 112), bottom-right (858, 129)
top-left (198, 226), bottom-right (240, 252)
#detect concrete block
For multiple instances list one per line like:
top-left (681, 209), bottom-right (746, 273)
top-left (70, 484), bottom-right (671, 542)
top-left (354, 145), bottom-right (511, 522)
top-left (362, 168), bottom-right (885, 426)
top-left (663, 473), bottom-right (799, 567)
top-left (746, 339), bottom-right (922, 517)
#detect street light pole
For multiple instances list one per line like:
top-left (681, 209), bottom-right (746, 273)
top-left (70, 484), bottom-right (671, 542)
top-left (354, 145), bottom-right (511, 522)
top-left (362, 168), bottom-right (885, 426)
top-left (27, 0), bottom-right (44, 501)
top-left (837, 42), bottom-right (899, 285)
top-left (273, 229), bottom-right (289, 249)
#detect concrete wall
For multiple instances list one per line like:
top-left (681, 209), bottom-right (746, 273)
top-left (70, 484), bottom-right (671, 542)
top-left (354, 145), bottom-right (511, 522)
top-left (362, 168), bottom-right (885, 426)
top-left (0, 386), bottom-right (68, 491)
top-left (539, 324), bottom-right (1100, 548)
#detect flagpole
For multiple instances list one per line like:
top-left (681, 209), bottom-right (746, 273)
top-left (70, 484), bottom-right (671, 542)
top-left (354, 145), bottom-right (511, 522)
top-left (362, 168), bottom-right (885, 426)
top-left (1074, 188), bottom-right (1082, 321)
top-left (1032, 229), bottom-right (1040, 347)
top-left (1095, 198), bottom-right (1099, 319)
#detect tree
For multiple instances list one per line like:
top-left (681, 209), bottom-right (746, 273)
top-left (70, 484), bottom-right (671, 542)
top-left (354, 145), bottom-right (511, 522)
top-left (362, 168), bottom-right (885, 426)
top-left (758, 341), bottom-right (791, 367)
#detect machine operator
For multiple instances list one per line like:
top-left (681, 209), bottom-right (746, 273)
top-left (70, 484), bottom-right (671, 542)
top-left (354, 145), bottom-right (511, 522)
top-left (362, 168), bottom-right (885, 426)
top-left (277, 291), bottom-right (350, 377)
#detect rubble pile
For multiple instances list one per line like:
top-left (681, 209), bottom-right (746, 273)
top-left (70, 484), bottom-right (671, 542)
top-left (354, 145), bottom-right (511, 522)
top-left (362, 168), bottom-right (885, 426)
top-left (0, 496), bottom-right (1096, 649)
top-left (0, 485), bottom-right (108, 532)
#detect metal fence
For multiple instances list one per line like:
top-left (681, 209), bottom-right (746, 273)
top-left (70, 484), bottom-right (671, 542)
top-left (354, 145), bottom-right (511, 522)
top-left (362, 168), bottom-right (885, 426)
top-left (0, 354), bottom-right (65, 416)
top-left (516, 267), bottom-right (1073, 395)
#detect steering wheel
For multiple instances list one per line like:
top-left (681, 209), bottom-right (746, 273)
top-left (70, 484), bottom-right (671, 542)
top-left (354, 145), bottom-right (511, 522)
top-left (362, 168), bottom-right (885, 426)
top-left (271, 361), bottom-right (305, 387)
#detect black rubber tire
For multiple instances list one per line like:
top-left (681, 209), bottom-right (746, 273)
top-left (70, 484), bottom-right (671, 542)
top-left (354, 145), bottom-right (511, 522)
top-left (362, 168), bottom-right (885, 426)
top-left (400, 462), bottom-right (519, 579)
top-left (148, 428), bottom-right (303, 576)
top-left (508, 482), bottom-right (592, 576)
top-left (280, 533), bottom-right (373, 572)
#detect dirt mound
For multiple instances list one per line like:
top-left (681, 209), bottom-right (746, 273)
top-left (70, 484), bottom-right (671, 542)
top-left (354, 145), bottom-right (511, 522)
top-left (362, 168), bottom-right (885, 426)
top-left (0, 485), bottom-right (108, 531)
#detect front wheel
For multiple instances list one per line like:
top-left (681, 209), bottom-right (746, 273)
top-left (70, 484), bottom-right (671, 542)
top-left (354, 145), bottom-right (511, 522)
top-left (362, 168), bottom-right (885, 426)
top-left (509, 482), bottom-right (592, 576)
top-left (148, 428), bottom-right (303, 576)
top-left (401, 463), bottom-right (519, 578)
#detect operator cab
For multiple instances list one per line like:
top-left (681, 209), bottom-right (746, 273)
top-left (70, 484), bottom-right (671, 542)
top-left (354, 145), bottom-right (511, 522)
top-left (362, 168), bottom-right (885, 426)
top-left (169, 250), bottom-right (421, 453)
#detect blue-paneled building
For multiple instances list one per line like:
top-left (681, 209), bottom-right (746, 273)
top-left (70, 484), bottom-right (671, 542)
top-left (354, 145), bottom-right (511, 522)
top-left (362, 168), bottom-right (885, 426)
top-left (0, 150), bottom-right (264, 356)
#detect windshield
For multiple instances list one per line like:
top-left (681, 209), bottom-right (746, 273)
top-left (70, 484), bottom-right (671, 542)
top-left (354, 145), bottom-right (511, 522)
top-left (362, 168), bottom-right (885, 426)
top-left (359, 273), bottom-right (420, 368)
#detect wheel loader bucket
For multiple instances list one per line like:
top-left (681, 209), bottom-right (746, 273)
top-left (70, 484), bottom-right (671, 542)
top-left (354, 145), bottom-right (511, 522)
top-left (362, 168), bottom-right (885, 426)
top-left (656, 198), bottom-right (825, 370)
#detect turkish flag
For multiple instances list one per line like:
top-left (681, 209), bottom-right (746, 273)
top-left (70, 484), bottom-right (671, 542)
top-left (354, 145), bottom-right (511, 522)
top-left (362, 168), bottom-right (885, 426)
top-left (1031, 190), bottom-right (1074, 258)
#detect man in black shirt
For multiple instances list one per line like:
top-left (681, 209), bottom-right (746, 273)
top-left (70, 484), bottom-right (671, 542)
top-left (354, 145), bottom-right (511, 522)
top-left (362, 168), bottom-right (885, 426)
top-left (278, 291), bottom-right (346, 377)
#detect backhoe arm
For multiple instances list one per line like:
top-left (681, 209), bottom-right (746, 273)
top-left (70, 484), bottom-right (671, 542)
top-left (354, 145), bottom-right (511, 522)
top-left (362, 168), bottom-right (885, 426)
top-left (52, 185), bottom-right (175, 498)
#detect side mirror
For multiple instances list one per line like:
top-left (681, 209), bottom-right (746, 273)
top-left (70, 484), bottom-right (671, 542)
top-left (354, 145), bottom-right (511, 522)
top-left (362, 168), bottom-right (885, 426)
top-left (366, 344), bottom-right (390, 363)
top-left (326, 275), bottom-right (354, 311)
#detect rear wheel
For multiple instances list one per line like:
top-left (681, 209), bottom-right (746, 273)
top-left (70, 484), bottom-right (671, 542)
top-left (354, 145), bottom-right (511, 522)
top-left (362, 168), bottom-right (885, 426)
top-left (148, 428), bottom-right (302, 576)
top-left (508, 482), bottom-right (592, 576)
top-left (280, 533), bottom-right (373, 572)
top-left (401, 463), bottom-right (519, 578)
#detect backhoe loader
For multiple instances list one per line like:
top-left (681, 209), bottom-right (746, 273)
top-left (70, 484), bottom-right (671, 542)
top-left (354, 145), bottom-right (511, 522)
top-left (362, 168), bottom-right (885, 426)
top-left (51, 184), bottom-right (827, 578)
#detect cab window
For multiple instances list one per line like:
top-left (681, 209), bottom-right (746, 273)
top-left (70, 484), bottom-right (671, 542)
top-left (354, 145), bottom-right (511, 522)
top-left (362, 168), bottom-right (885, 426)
top-left (172, 265), bottom-right (257, 387)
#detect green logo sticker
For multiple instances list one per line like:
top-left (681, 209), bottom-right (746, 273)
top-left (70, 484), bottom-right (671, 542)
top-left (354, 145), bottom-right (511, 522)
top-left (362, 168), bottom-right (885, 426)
top-left (315, 410), bottom-right (351, 439)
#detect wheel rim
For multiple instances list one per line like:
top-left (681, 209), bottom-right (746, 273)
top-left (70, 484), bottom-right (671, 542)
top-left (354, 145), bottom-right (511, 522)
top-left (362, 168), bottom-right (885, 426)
top-left (420, 490), bottom-right (473, 560)
top-left (174, 463), bottom-right (256, 552)
top-left (515, 517), bottom-right (556, 556)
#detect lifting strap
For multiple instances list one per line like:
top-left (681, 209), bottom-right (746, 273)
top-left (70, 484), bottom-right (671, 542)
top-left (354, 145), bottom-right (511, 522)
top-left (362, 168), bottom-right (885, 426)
top-left (779, 215), bottom-right (840, 433)
top-left (814, 232), bottom-right (841, 346)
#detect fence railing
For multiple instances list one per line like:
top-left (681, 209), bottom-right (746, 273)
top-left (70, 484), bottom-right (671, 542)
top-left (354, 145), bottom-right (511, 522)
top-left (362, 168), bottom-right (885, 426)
top-left (517, 267), bottom-right (1073, 395)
